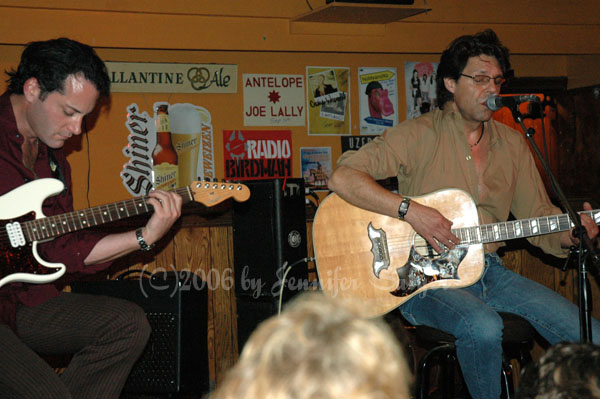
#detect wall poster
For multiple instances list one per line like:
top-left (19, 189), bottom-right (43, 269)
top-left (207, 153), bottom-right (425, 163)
top-left (223, 130), bottom-right (293, 181)
top-left (306, 66), bottom-right (351, 135)
top-left (358, 67), bottom-right (398, 135)
top-left (405, 61), bottom-right (439, 120)
top-left (243, 73), bottom-right (305, 126)
top-left (300, 147), bottom-right (332, 191)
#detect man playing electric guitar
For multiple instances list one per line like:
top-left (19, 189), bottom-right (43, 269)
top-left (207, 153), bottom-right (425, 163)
top-left (0, 39), bottom-right (182, 398)
top-left (327, 30), bottom-right (600, 399)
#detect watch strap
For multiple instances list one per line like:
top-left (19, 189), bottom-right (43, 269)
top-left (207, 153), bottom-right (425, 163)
top-left (136, 228), bottom-right (155, 252)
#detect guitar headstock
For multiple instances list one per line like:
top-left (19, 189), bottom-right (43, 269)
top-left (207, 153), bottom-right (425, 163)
top-left (190, 181), bottom-right (251, 207)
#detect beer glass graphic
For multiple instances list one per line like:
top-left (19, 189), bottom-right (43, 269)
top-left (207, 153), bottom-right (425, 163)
top-left (170, 104), bottom-right (203, 187)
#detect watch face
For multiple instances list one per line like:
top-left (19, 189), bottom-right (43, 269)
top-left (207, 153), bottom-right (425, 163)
top-left (398, 198), bottom-right (410, 219)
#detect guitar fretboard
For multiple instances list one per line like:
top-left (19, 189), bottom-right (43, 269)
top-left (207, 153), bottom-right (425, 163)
top-left (453, 210), bottom-right (600, 245)
top-left (23, 186), bottom-right (194, 242)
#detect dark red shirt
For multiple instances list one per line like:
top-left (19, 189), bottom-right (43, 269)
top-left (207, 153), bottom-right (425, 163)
top-left (0, 92), bottom-right (111, 332)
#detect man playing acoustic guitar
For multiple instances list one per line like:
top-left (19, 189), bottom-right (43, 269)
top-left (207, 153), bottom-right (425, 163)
top-left (327, 29), bottom-right (600, 399)
top-left (0, 38), bottom-right (182, 398)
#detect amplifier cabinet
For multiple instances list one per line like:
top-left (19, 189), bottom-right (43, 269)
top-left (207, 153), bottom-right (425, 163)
top-left (71, 277), bottom-right (209, 394)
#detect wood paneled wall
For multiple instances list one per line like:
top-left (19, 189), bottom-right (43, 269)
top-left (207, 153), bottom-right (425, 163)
top-left (555, 86), bottom-right (600, 202)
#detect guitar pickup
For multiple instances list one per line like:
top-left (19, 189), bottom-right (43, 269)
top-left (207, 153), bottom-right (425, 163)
top-left (6, 222), bottom-right (26, 248)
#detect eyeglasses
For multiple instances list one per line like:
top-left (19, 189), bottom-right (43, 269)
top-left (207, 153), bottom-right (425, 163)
top-left (460, 73), bottom-right (506, 86)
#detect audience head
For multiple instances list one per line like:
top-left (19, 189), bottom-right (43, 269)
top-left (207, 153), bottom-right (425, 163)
top-left (211, 292), bottom-right (412, 399)
top-left (517, 342), bottom-right (600, 399)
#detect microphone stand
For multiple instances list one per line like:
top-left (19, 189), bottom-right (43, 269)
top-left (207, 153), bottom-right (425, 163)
top-left (507, 102), bottom-right (600, 343)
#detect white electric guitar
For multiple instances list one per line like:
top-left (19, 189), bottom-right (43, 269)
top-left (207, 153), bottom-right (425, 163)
top-left (0, 178), bottom-right (250, 288)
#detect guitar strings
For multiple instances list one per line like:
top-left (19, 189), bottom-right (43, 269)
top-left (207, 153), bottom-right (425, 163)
top-left (0, 182), bottom-right (249, 245)
top-left (385, 236), bottom-right (472, 253)
top-left (0, 186), bottom-right (194, 244)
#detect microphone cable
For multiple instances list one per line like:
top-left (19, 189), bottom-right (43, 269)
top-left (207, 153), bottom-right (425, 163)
top-left (277, 256), bottom-right (315, 315)
top-left (537, 98), bottom-right (551, 169)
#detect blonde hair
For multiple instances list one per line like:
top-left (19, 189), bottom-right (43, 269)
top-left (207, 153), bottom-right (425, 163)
top-left (210, 292), bottom-right (412, 399)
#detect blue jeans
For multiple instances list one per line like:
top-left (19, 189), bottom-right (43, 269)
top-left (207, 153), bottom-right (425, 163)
top-left (400, 252), bottom-right (600, 399)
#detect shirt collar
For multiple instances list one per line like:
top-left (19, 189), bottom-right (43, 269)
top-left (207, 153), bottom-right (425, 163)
top-left (440, 101), bottom-right (500, 148)
top-left (0, 91), bottom-right (49, 161)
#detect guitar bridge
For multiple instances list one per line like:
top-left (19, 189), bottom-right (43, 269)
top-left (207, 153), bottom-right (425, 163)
top-left (367, 222), bottom-right (390, 278)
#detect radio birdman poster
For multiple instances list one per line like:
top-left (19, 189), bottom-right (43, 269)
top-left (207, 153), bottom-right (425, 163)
top-left (223, 130), bottom-right (293, 181)
top-left (306, 67), bottom-right (351, 135)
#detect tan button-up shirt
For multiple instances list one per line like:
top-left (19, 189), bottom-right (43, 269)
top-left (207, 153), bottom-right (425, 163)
top-left (338, 102), bottom-right (567, 257)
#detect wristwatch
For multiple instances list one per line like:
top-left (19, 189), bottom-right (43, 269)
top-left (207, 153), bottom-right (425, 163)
top-left (136, 228), bottom-right (155, 252)
top-left (397, 197), bottom-right (411, 220)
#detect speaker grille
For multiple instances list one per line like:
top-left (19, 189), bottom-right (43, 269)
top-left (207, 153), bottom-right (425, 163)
top-left (125, 312), bottom-right (180, 392)
top-left (71, 278), bottom-right (209, 394)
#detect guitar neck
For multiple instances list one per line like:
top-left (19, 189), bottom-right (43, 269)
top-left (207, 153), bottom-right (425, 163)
top-left (23, 186), bottom-right (194, 243)
top-left (453, 210), bottom-right (599, 245)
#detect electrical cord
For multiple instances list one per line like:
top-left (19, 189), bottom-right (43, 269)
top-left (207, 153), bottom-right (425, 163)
top-left (83, 118), bottom-right (92, 208)
top-left (305, 188), bottom-right (321, 212)
top-left (306, 188), bottom-right (320, 206)
top-left (277, 256), bottom-right (316, 314)
top-left (539, 99), bottom-right (550, 169)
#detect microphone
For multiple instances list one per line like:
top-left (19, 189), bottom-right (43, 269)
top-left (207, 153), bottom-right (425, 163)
top-left (485, 94), bottom-right (540, 111)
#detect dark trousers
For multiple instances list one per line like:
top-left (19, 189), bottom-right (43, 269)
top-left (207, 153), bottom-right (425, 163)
top-left (0, 292), bottom-right (151, 398)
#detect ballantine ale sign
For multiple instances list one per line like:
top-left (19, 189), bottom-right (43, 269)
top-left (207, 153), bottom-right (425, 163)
top-left (106, 62), bottom-right (237, 93)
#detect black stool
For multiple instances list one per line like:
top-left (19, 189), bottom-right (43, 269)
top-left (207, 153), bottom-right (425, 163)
top-left (414, 312), bottom-right (534, 399)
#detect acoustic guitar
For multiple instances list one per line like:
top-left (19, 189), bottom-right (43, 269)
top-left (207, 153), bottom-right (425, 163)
top-left (312, 189), bottom-right (599, 318)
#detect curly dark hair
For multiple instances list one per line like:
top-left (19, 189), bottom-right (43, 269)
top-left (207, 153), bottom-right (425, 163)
top-left (517, 342), bottom-right (600, 399)
top-left (436, 29), bottom-right (511, 110)
top-left (5, 38), bottom-right (110, 99)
